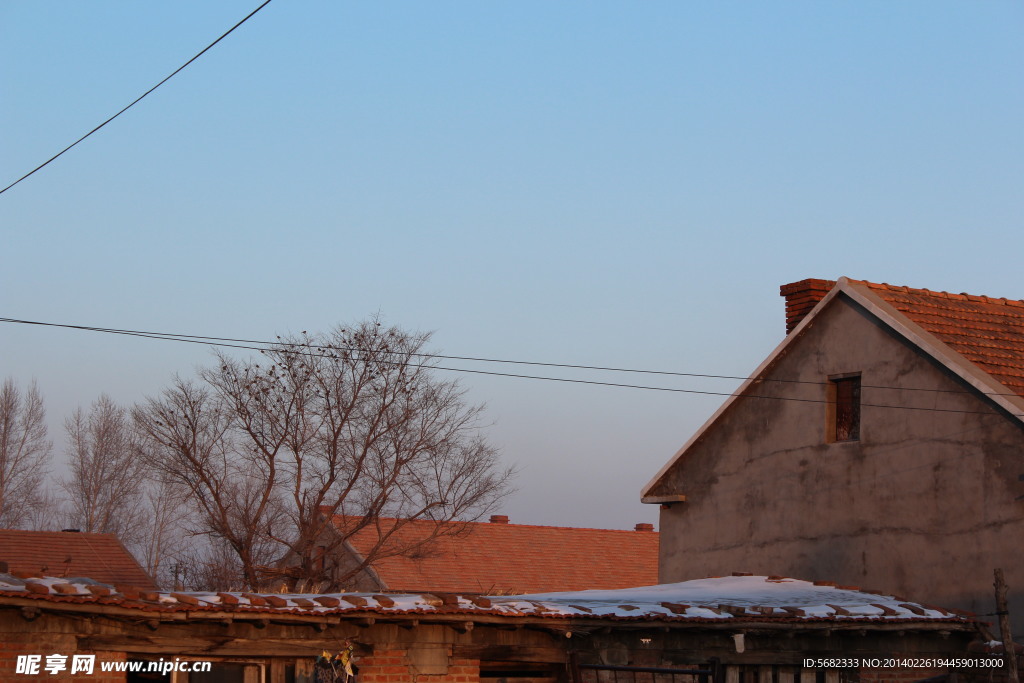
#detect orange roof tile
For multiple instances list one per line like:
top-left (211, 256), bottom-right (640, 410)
top-left (0, 529), bottom-right (157, 590)
top-left (852, 280), bottom-right (1024, 398)
top-left (333, 516), bottom-right (659, 594)
top-left (783, 278), bottom-right (1024, 398)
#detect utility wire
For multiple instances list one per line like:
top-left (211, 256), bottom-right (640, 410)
top-left (1, 316), bottom-right (1021, 418)
top-left (1, 316), bottom-right (1021, 400)
top-left (0, 0), bottom-right (273, 196)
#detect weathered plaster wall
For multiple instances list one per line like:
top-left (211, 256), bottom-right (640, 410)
top-left (656, 293), bottom-right (1024, 627)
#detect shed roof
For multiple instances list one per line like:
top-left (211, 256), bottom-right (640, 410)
top-left (0, 529), bottom-right (157, 591)
top-left (331, 515), bottom-right (659, 594)
top-left (0, 572), bottom-right (972, 626)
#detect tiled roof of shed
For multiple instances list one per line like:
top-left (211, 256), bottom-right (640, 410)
top-left (0, 529), bottom-right (157, 591)
top-left (335, 516), bottom-right (659, 594)
top-left (0, 573), bottom-right (972, 625)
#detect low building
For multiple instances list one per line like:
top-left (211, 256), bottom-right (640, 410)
top-left (0, 570), bottom-right (994, 682)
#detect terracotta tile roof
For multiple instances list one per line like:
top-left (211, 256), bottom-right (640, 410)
top-left (0, 573), bottom-right (973, 626)
top-left (333, 516), bottom-right (659, 594)
top-left (0, 529), bottom-right (157, 590)
top-left (853, 280), bottom-right (1024, 398)
top-left (783, 278), bottom-right (1024, 398)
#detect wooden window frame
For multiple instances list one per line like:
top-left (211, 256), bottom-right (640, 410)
top-left (826, 373), bottom-right (861, 443)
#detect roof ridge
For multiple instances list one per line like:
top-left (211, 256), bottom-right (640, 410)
top-left (849, 279), bottom-right (1024, 308)
top-left (0, 529), bottom-right (118, 538)
top-left (327, 514), bottom-right (656, 534)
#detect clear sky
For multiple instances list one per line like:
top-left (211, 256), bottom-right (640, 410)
top-left (2, 1), bottom-right (1022, 530)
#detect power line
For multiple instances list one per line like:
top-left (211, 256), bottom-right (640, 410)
top-left (1, 316), bottom-right (1021, 418)
top-left (1, 315), bottom-right (1021, 399)
top-left (0, 0), bottom-right (273, 196)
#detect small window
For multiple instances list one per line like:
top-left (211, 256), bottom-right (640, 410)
top-left (828, 375), bottom-right (861, 442)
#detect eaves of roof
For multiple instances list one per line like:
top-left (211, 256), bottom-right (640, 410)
top-left (0, 573), bottom-right (974, 631)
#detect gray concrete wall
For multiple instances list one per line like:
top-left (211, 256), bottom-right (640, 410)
top-left (654, 292), bottom-right (1024, 629)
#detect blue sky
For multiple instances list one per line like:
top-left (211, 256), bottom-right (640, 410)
top-left (2, 1), bottom-right (1022, 530)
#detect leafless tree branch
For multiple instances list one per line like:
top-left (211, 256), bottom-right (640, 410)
top-left (133, 320), bottom-right (514, 591)
top-left (0, 378), bottom-right (52, 528)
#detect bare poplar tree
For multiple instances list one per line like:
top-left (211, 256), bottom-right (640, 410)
top-left (135, 320), bottom-right (514, 591)
top-left (133, 476), bottom-right (194, 589)
top-left (61, 395), bottom-right (146, 540)
top-left (0, 378), bottom-right (52, 528)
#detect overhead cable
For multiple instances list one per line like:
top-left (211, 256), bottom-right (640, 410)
top-left (0, 0), bottom-right (273, 196)
top-left (1, 316), bottom-right (1021, 417)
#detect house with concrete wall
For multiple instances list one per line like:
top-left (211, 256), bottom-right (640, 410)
top-left (642, 277), bottom-right (1024, 631)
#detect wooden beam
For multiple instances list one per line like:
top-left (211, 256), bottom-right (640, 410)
top-left (452, 645), bottom-right (567, 664)
top-left (995, 568), bottom-right (1020, 683)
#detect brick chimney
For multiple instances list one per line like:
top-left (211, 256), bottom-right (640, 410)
top-left (634, 523), bottom-right (655, 532)
top-left (779, 279), bottom-right (836, 334)
top-left (489, 515), bottom-right (509, 524)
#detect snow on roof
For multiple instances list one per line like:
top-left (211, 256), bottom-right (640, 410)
top-left (500, 575), bottom-right (962, 619)
top-left (0, 573), bottom-right (969, 623)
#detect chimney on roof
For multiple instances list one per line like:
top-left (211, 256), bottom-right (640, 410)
top-left (489, 515), bottom-right (509, 524)
top-left (780, 279), bottom-right (836, 334)
top-left (635, 523), bottom-right (655, 532)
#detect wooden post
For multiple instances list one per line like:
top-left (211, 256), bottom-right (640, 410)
top-left (995, 568), bottom-right (1019, 683)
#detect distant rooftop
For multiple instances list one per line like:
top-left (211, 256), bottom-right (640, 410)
top-left (0, 529), bottom-right (157, 591)
top-left (331, 514), bottom-right (659, 594)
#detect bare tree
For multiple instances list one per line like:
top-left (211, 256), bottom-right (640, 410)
top-left (60, 395), bottom-right (147, 540)
top-left (135, 320), bottom-right (514, 590)
top-left (133, 476), bottom-right (195, 589)
top-left (0, 378), bottom-right (52, 528)
top-left (21, 486), bottom-right (64, 532)
top-left (133, 378), bottom-right (287, 589)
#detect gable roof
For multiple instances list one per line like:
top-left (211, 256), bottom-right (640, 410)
top-left (331, 515), bottom-right (659, 594)
top-left (782, 278), bottom-right (1024, 398)
top-left (849, 280), bottom-right (1024, 398)
top-left (0, 529), bottom-right (157, 590)
top-left (642, 276), bottom-right (1024, 500)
